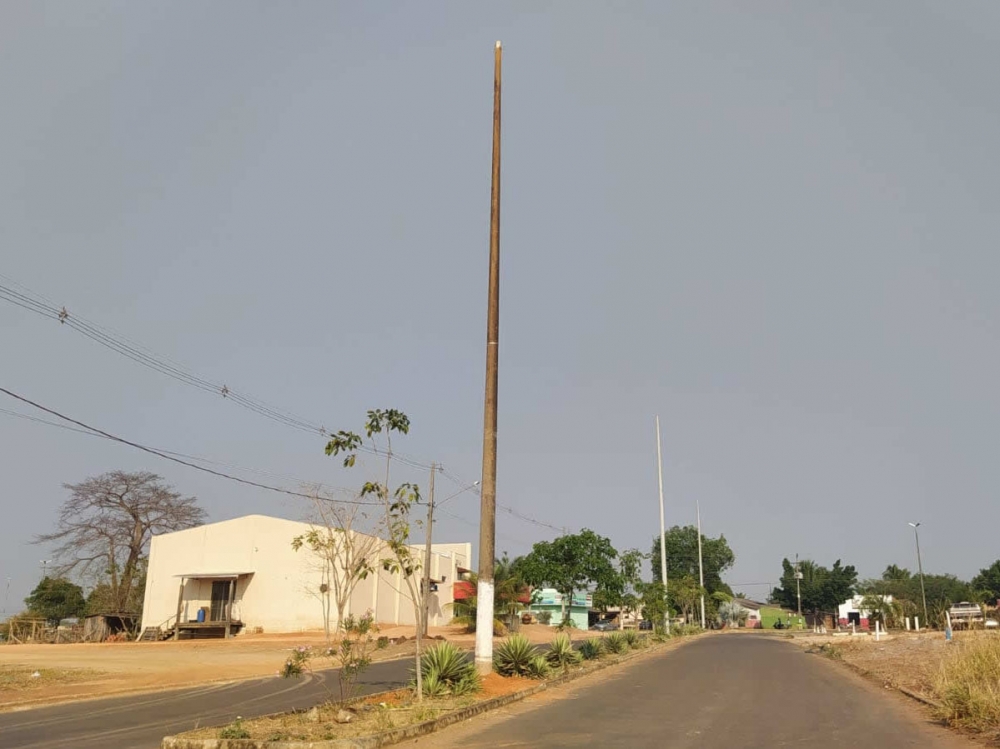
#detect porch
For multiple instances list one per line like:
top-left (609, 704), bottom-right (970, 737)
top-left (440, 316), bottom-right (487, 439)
top-left (172, 572), bottom-right (252, 640)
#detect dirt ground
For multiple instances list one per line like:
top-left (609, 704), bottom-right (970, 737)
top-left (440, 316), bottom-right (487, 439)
top-left (790, 628), bottom-right (995, 700)
top-left (0, 622), bottom-right (584, 710)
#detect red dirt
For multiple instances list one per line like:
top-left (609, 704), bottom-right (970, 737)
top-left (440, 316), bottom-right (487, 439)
top-left (479, 672), bottom-right (534, 699)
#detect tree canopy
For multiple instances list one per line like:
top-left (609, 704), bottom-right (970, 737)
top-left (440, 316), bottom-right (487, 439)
top-left (972, 560), bottom-right (1000, 602)
top-left (771, 558), bottom-right (857, 615)
top-left (25, 577), bottom-right (85, 625)
top-left (36, 471), bottom-right (205, 615)
top-left (651, 525), bottom-right (735, 598)
top-left (518, 529), bottom-right (619, 623)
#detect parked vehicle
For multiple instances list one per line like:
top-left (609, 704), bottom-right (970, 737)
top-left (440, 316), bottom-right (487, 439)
top-left (590, 619), bottom-right (619, 632)
top-left (949, 602), bottom-right (984, 629)
top-left (638, 619), bottom-right (653, 631)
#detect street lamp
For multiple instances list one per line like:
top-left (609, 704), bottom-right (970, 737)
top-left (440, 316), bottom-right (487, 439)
top-left (908, 522), bottom-right (930, 628)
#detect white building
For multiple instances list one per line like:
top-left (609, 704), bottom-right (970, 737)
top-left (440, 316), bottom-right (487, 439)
top-left (837, 594), bottom-right (893, 627)
top-left (140, 514), bottom-right (471, 637)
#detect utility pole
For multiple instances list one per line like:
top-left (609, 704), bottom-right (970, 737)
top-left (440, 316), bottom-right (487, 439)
top-left (794, 554), bottom-right (802, 620)
top-left (40, 560), bottom-right (51, 580)
top-left (475, 40), bottom-right (502, 676)
top-left (697, 501), bottom-right (706, 629)
top-left (655, 416), bottom-right (669, 633)
top-left (909, 522), bottom-right (929, 627)
top-left (421, 463), bottom-right (437, 638)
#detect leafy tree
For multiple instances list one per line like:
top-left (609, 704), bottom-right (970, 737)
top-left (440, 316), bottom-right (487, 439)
top-left (669, 575), bottom-right (704, 625)
top-left (35, 471), bottom-right (205, 615)
top-left (870, 566), bottom-right (974, 626)
top-left (518, 530), bottom-right (619, 626)
top-left (971, 560), bottom-right (1000, 603)
top-left (25, 577), bottom-right (85, 625)
top-left (882, 564), bottom-right (912, 583)
top-left (450, 553), bottom-right (528, 634)
top-left (325, 409), bottom-right (428, 697)
top-left (637, 580), bottom-right (670, 626)
top-left (651, 526), bottom-right (735, 599)
top-left (771, 558), bottom-right (857, 617)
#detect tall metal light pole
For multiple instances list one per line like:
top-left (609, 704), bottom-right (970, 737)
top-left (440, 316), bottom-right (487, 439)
top-left (909, 522), bottom-right (930, 627)
top-left (655, 416), bottom-right (669, 632)
top-left (696, 501), bottom-right (706, 629)
top-left (794, 554), bottom-right (802, 618)
top-left (475, 40), bottom-right (502, 676)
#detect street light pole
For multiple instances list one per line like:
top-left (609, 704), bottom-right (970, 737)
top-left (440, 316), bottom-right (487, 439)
top-left (655, 416), bottom-right (669, 633)
top-left (795, 554), bottom-right (802, 618)
top-left (909, 522), bottom-right (930, 627)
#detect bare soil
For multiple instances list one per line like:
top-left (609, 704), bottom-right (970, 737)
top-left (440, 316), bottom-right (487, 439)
top-left (0, 622), bottom-right (584, 710)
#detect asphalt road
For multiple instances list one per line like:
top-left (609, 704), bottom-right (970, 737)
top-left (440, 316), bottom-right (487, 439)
top-left (404, 635), bottom-right (973, 749)
top-left (0, 655), bottom-right (414, 749)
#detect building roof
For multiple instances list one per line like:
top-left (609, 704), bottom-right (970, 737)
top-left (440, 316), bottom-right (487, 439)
top-left (733, 598), bottom-right (764, 610)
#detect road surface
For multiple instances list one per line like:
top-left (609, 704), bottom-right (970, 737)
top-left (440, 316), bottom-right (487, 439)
top-left (0, 655), bottom-right (413, 749)
top-left (401, 635), bottom-right (973, 749)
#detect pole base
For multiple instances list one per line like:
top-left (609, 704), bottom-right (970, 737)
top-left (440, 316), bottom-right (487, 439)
top-left (475, 657), bottom-right (493, 676)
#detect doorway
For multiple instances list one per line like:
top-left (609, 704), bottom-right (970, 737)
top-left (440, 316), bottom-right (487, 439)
top-left (210, 580), bottom-right (232, 622)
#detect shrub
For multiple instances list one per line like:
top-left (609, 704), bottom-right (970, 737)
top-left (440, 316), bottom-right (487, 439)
top-left (547, 634), bottom-right (582, 671)
top-left (623, 630), bottom-right (640, 649)
top-left (525, 654), bottom-right (552, 679)
top-left (416, 642), bottom-right (480, 696)
top-left (579, 638), bottom-right (604, 660)
top-left (494, 634), bottom-right (543, 677)
top-left (219, 718), bottom-right (250, 740)
top-left (934, 636), bottom-right (1000, 732)
top-left (604, 632), bottom-right (629, 655)
top-left (536, 610), bottom-right (553, 625)
top-left (556, 617), bottom-right (577, 631)
top-left (671, 623), bottom-right (702, 637)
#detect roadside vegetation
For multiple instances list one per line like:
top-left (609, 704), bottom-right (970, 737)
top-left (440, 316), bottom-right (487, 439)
top-left (935, 635), bottom-right (1000, 734)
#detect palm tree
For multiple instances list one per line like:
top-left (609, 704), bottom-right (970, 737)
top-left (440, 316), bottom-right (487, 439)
top-left (449, 554), bottom-right (529, 635)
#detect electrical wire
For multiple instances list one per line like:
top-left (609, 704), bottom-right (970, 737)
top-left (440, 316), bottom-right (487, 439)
top-left (0, 386), bottom-right (382, 507)
top-left (0, 279), bottom-right (435, 471)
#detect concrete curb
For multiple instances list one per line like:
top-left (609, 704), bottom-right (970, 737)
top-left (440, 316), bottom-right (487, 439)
top-left (162, 634), bottom-right (705, 749)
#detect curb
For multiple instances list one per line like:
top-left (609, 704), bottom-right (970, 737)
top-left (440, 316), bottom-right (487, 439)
top-left (162, 634), bottom-right (705, 749)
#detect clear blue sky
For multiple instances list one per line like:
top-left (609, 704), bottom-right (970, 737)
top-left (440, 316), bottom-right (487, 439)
top-left (2, 2), bottom-right (999, 614)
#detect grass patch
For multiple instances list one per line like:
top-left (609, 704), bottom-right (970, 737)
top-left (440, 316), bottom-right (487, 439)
top-left (0, 666), bottom-right (103, 692)
top-left (934, 636), bottom-right (1000, 733)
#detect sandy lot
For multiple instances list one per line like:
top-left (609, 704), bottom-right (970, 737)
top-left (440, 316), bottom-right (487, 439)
top-left (0, 623), bottom-right (585, 710)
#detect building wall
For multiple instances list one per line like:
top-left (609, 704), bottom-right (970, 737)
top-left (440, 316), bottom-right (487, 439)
top-left (140, 515), bottom-right (471, 634)
top-left (528, 588), bottom-right (591, 629)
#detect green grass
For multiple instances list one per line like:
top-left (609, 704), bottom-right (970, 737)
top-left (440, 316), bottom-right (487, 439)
top-left (760, 606), bottom-right (804, 630)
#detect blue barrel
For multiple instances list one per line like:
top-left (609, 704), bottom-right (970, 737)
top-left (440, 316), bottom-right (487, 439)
top-left (197, 608), bottom-right (206, 623)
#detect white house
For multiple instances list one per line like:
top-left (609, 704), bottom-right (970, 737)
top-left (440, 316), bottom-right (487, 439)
top-left (837, 594), bottom-right (893, 628)
top-left (140, 514), bottom-right (471, 637)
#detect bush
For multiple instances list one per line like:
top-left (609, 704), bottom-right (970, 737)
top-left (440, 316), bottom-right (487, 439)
top-left (494, 634), bottom-right (544, 678)
top-left (525, 654), bottom-right (552, 679)
top-left (579, 638), bottom-right (604, 660)
top-left (623, 630), bottom-right (641, 649)
top-left (604, 632), bottom-right (629, 655)
top-left (671, 623), bottom-right (702, 637)
top-left (935, 636), bottom-right (1000, 732)
top-left (416, 641), bottom-right (480, 696)
top-left (547, 634), bottom-right (582, 671)
top-left (535, 611), bottom-right (553, 625)
top-left (219, 718), bottom-right (250, 740)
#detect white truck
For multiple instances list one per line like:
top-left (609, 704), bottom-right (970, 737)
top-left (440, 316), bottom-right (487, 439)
top-left (948, 602), bottom-right (984, 629)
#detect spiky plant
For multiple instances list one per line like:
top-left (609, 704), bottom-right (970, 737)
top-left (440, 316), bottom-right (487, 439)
top-left (579, 638), bottom-right (604, 660)
top-left (546, 634), bottom-right (582, 671)
top-left (493, 634), bottom-right (541, 677)
top-left (415, 641), bottom-right (479, 696)
top-left (604, 632), bottom-right (629, 655)
top-left (623, 630), bottom-right (640, 649)
top-left (525, 654), bottom-right (552, 679)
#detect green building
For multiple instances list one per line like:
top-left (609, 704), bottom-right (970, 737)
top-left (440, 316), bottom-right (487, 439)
top-left (528, 588), bottom-right (591, 629)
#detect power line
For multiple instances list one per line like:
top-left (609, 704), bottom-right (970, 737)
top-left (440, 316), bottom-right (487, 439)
top-left (438, 467), bottom-right (571, 535)
top-left (0, 386), bottom-right (382, 507)
top-left (0, 278), bottom-right (435, 471)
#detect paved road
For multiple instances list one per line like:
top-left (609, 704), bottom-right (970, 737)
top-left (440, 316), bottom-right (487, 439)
top-left (404, 635), bottom-right (972, 749)
top-left (0, 656), bottom-right (413, 749)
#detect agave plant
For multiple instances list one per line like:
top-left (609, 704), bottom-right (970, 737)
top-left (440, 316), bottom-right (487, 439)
top-left (525, 654), bottom-right (552, 679)
top-left (415, 642), bottom-right (480, 696)
top-left (546, 634), bottom-right (582, 671)
top-left (494, 634), bottom-right (542, 677)
top-left (579, 638), bottom-right (604, 660)
top-left (604, 632), bottom-right (629, 655)
top-left (623, 630), bottom-right (640, 649)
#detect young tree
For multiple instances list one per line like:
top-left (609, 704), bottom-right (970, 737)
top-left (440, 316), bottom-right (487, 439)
top-left (651, 526), bottom-right (735, 599)
top-left (669, 575), bottom-right (704, 625)
top-left (324, 409), bottom-right (427, 698)
top-left (291, 485), bottom-right (382, 641)
top-left (35, 471), bottom-right (205, 614)
top-left (518, 530), bottom-right (619, 626)
top-left (25, 577), bottom-right (86, 625)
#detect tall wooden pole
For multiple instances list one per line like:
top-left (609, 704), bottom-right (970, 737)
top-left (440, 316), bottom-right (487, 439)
top-left (475, 40), bottom-right (502, 675)
top-left (421, 463), bottom-right (437, 637)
